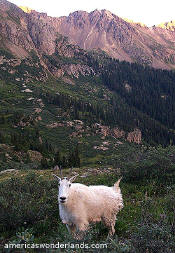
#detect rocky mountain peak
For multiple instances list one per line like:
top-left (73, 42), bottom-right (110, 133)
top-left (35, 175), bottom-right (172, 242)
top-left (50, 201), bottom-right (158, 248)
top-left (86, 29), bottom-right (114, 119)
top-left (157, 20), bottom-right (175, 31)
top-left (1, 0), bottom-right (175, 70)
top-left (100, 9), bottom-right (115, 19)
top-left (0, 0), bottom-right (24, 16)
top-left (19, 6), bottom-right (33, 14)
top-left (69, 10), bottom-right (89, 18)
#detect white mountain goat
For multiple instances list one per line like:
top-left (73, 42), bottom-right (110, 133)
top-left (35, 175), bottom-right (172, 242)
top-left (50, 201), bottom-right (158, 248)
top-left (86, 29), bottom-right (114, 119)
top-left (53, 173), bottom-right (123, 237)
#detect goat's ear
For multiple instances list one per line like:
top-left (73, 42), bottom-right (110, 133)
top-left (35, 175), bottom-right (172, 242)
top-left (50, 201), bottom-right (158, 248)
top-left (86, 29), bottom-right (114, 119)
top-left (69, 174), bottom-right (79, 183)
top-left (114, 177), bottom-right (122, 189)
top-left (53, 174), bottom-right (61, 181)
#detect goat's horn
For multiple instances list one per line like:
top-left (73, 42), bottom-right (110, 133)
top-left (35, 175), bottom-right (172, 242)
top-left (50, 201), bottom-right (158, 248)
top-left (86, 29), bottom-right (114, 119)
top-left (70, 167), bottom-right (73, 173)
top-left (53, 165), bottom-right (58, 170)
top-left (59, 165), bottom-right (63, 177)
top-left (69, 174), bottom-right (79, 183)
top-left (53, 174), bottom-right (61, 181)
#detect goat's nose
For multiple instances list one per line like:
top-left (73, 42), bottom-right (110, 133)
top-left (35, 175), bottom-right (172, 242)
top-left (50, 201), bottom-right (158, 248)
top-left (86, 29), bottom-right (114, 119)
top-left (60, 197), bottom-right (66, 200)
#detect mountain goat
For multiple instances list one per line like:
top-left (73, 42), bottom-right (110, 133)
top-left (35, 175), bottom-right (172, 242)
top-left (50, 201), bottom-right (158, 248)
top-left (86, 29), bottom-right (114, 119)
top-left (53, 173), bottom-right (123, 238)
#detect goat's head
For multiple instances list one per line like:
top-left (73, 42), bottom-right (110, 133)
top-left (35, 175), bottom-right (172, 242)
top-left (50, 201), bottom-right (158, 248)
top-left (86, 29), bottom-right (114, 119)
top-left (53, 174), bottom-right (79, 204)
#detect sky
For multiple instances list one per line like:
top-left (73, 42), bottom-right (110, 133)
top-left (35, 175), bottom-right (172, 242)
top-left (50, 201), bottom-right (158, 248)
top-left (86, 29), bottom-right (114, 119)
top-left (9, 0), bottom-right (175, 27)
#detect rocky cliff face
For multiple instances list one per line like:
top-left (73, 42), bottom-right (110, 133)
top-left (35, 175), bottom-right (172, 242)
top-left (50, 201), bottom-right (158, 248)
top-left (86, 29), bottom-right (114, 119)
top-left (92, 124), bottom-right (142, 144)
top-left (0, 1), bottom-right (34, 57)
top-left (1, 0), bottom-right (175, 71)
top-left (0, 0), bottom-right (96, 80)
top-left (127, 129), bottom-right (142, 144)
top-left (24, 8), bottom-right (175, 70)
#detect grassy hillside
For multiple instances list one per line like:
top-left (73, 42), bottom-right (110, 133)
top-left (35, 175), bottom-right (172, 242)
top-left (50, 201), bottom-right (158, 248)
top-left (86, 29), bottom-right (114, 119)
top-left (0, 155), bottom-right (175, 252)
top-left (1, 41), bottom-right (175, 170)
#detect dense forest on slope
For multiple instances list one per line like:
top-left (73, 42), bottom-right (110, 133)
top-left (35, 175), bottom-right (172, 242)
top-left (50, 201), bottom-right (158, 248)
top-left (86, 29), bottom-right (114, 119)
top-left (84, 51), bottom-right (175, 145)
top-left (102, 61), bottom-right (175, 130)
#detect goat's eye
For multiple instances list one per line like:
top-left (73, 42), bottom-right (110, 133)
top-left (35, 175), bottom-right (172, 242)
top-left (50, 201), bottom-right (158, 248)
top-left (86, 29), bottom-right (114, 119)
top-left (69, 184), bottom-right (71, 187)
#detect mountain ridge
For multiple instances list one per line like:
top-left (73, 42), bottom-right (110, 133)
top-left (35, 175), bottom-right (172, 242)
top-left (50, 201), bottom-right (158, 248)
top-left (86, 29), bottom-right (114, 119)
top-left (20, 5), bottom-right (175, 29)
top-left (1, 0), bottom-right (175, 70)
top-left (15, 4), bottom-right (175, 70)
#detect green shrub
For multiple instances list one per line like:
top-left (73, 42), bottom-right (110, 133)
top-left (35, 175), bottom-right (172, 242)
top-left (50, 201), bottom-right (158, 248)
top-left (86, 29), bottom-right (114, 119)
top-left (131, 222), bottom-right (175, 253)
top-left (122, 146), bottom-right (175, 184)
top-left (0, 172), bottom-right (58, 233)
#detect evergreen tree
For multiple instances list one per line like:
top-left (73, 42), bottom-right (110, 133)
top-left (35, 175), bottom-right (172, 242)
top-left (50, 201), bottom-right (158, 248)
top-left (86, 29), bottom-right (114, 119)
top-left (41, 157), bottom-right (48, 169)
top-left (54, 151), bottom-right (61, 166)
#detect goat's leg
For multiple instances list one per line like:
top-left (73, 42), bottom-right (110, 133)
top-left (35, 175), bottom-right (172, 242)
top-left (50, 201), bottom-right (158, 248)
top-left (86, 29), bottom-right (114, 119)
top-left (78, 222), bottom-right (88, 231)
top-left (102, 217), bottom-right (116, 237)
top-left (66, 224), bottom-right (71, 233)
top-left (66, 224), bottom-right (76, 234)
top-left (108, 223), bottom-right (115, 237)
top-left (70, 224), bottom-right (76, 234)
top-left (74, 221), bottom-right (89, 240)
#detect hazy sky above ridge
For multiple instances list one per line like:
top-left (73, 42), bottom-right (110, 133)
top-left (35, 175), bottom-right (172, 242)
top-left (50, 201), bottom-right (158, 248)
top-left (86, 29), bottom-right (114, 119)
top-left (9, 0), bottom-right (175, 26)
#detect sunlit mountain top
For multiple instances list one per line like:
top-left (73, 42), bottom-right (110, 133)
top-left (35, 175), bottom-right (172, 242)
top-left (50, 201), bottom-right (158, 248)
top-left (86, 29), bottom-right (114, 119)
top-left (19, 6), bottom-right (33, 13)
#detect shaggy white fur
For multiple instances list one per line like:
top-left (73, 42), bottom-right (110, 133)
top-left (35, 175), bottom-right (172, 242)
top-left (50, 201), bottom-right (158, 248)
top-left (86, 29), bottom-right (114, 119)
top-left (53, 175), bottom-right (123, 237)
